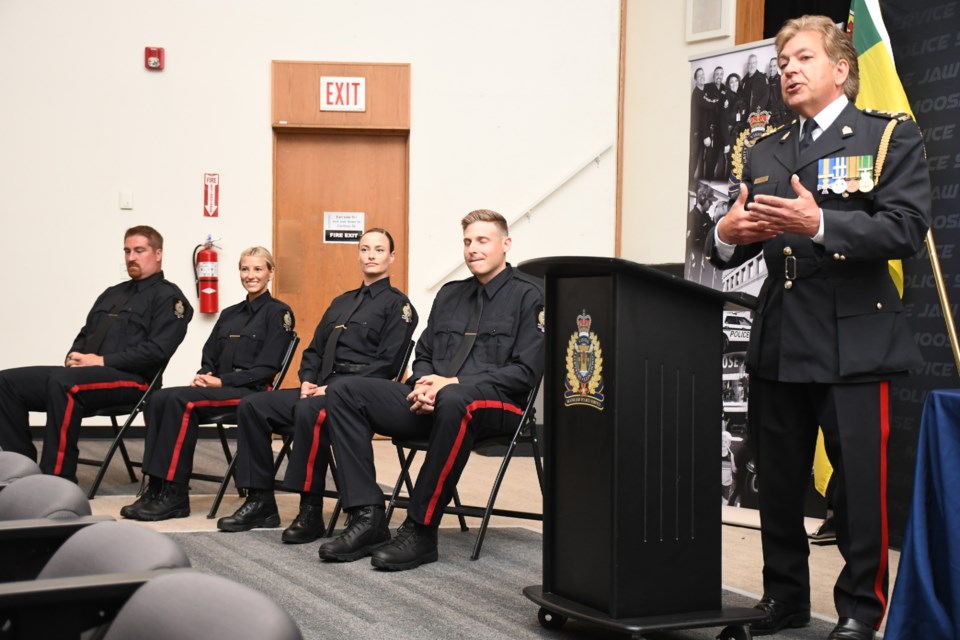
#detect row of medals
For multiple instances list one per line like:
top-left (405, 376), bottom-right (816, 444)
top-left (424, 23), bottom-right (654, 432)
top-left (818, 156), bottom-right (875, 195)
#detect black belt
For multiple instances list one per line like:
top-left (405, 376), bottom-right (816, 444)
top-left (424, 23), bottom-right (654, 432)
top-left (332, 362), bottom-right (367, 374)
top-left (766, 257), bottom-right (888, 280)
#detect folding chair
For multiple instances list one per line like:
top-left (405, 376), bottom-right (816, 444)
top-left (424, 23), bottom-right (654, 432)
top-left (79, 364), bottom-right (167, 500)
top-left (385, 377), bottom-right (544, 560)
top-left (203, 332), bottom-right (300, 518)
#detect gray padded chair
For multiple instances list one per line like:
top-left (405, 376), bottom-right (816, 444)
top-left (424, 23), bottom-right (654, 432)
top-left (36, 520), bottom-right (189, 580)
top-left (101, 572), bottom-right (302, 640)
top-left (0, 474), bottom-right (91, 520)
top-left (0, 451), bottom-right (42, 489)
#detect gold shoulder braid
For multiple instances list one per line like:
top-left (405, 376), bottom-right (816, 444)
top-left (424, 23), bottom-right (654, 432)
top-left (874, 117), bottom-right (899, 185)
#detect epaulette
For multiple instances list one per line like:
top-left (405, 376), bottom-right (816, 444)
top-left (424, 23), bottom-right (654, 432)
top-left (863, 108), bottom-right (912, 122)
top-left (512, 269), bottom-right (544, 292)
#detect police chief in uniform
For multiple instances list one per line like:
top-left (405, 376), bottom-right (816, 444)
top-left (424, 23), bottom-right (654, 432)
top-left (216, 229), bottom-right (417, 542)
top-left (705, 16), bottom-right (930, 640)
top-left (0, 226), bottom-right (192, 480)
top-left (121, 247), bottom-right (294, 521)
top-left (319, 209), bottom-right (544, 571)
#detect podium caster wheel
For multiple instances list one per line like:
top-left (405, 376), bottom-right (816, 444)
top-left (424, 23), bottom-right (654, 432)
top-left (716, 624), bottom-right (751, 640)
top-left (538, 607), bottom-right (567, 629)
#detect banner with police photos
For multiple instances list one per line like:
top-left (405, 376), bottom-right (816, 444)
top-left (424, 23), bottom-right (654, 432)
top-left (687, 38), bottom-right (788, 511)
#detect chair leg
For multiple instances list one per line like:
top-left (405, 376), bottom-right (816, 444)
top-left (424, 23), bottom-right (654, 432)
top-left (325, 447), bottom-right (342, 537)
top-left (112, 417), bottom-right (139, 483)
top-left (87, 413), bottom-right (140, 499)
top-left (469, 436), bottom-right (522, 560)
top-left (208, 454), bottom-right (239, 519)
top-left (385, 447), bottom-right (418, 523)
top-left (451, 488), bottom-right (469, 532)
top-left (530, 428), bottom-right (545, 493)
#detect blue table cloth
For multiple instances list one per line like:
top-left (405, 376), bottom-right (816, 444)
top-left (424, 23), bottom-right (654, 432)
top-left (886, 389), bottom-right (960, 640)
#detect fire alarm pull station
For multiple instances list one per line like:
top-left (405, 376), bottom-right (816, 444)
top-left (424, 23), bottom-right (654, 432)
top-left (145, 47), bottom-right (164, 71)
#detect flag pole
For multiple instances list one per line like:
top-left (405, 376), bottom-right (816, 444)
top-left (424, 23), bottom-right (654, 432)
top-left (924, 228), bottom-right (960, 372)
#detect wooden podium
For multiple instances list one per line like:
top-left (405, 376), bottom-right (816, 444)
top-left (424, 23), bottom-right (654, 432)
top-left (518, 257), bottom-right (762, 638)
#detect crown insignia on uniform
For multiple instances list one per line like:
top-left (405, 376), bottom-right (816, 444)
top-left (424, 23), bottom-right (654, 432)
top-left (576, 311), bottom-right (592, 335)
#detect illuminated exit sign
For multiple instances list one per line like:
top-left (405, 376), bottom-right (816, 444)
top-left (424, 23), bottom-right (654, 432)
top-left (320, 76), bottom-right (366, 112)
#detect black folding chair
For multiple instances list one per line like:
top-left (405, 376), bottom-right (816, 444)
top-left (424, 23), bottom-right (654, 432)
top-left (204, 332), bottom-right (300, 518)
top-left (384, 377), bottom-right (544, 560)
top-left (78, 364), bottom-right (167, 500)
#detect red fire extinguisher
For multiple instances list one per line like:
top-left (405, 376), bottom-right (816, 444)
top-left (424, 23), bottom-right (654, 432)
top-left (193, 235), bottom-right (219, 314)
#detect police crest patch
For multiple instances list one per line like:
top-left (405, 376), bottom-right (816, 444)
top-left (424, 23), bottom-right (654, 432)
top-left (401, 303), bottom-right (413, 324)
top-left (564, 310), bottom-right (604, 411)
top-left (174, 300), bottom-right (185, 319)
top-left (283, 311), bottom-right (293, 332)
top-left (536, 305), bottom-right (545, 334)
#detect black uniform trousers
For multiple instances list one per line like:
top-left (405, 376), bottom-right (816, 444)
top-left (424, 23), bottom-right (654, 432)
top-left (0, 365), bottom-right (148, 479)
top-left (233, 388), bottom-right (336, 495)
top-left (326, 377), bottom-right (523, 526)
top-left (750, 377), bottom-right (890, 628)
top-left (141, 386), bottom-right (258, 485)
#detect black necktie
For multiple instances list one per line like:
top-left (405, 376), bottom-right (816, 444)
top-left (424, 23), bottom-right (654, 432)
top-left (442, 286), bottom-right (484, 377)
top-left (318, 287), bottom-right (366, 383)
top-left (799, 118), bottom-right (818, 153)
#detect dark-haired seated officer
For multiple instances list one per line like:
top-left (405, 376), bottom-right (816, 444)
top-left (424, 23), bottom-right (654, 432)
top-left (216, 229), bottom-right (417, 541)
top-left (0, 226), bottom-right (193, 480)
top-left (121, 247), bottom-right (294, 521)
top-left (706, 16), bottom-right (930, 640)
top-left (320, 209), bottom-right (543, 570)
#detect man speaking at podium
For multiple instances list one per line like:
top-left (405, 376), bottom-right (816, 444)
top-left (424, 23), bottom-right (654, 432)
top-left (705, 15), bottom-right (930, 640)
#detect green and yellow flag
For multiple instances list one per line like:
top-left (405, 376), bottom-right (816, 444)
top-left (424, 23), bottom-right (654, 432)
top-left (813, 0), bottom-right (914, 497)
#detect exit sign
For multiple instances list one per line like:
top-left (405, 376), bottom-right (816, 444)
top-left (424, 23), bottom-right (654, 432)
top-left (320, 76), bottom-right (366, 112)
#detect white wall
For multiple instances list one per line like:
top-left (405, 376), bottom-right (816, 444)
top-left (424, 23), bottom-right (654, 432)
top-left (0, 0), bottom-right (620, 384)
top-left (620, 0), bottom-right (738, 264)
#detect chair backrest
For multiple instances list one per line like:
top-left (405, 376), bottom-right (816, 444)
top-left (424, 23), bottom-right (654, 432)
top-left (36, 521), bottom-right (190, 580)
top-left (393, 338), bottom-right (415, 382)
top-left (102, 572), bottom-right (302, 640)
top-left (0, 475), bottom-right (91, 520)
top-left (0, 451), bottom-right (42, 489)
top-left (270, 331), bottom-right (300, 390)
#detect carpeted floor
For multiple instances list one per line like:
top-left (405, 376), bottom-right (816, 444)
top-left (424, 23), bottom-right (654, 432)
top-left (169, 527), bottom-right (837, 640)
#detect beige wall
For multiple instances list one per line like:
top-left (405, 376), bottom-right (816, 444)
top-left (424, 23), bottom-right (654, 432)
top-left (620, 0), bottom-right (739, 264)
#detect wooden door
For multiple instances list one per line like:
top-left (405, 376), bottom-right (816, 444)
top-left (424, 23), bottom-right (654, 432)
top-left (273, 132), bottom-right (408, 383)
top-left (272, 61), bottom-right (410, 385)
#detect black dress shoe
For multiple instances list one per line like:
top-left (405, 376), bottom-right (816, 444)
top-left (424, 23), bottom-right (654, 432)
top-left (811, 515), bottom-right (836, 541)
top-left (135, 482), bottom-right (191, 521)
top-left (317, 505), bottom-right (390, 561)
top-left (828, 618), bottom-right (875, 639)
top-left (750, 595), bottom-right (811, 636)
top-left (370, 519), bottom-right (438, 571)
top-left (217, 491), bottom-right (281, 532)
top-left (281, 504), bottom-right (326, 543)
top-left (120, 477), bottom-right (161, 520)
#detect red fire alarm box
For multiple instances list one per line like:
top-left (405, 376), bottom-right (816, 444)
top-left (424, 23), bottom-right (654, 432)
top-left (145, 47), bottom-right (165, 71)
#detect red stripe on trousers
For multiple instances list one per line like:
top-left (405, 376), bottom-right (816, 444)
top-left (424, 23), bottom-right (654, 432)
top-left (55, 380), bottom-right (149, 475)
top-left (874, 381), bottom-right (890, 628)
top-left (423, 399), bottom-right (523, 525)
top-left (166, 399), bottom-right (242, 481)
top-left (302, 408), bottom-right (327, 492)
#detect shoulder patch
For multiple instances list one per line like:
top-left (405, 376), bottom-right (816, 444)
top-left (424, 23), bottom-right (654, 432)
top-left (536, 305), bottom-right (545, 334)
top-left (401, 303), bottom-right (413, 324)
top-left (174, 299), bottom-right (186, 319)
top-left (863, 108), bottom-right (911, 122)
top-left (282, 310), bottom-right (293, 332)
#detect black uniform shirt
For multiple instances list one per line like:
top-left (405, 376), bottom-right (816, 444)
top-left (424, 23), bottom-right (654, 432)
top-left (70, 271), bottom-right (193, 378)
top-left (299, 277), bottom-right (417, 385)
top-left (411, 264), bottom-right (544, 405)
top-left (198, 291), bottom-right (294, 390)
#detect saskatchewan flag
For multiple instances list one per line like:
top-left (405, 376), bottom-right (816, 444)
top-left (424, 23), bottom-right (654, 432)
top-left (813, 0), bottom-right (913, 497)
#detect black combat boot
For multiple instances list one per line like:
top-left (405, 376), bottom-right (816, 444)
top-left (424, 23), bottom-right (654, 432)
top-left (120, 475), bottom-right (162, 519)
top-left (135, 481), bottom-right (190, 521)
top-left (281, 493), bottom-right (325, 543)
top-left (317, 504), bottom-right (389, 561)
top-left (370, 517), bottom-right (438, 571)
top-left (216, 488), bottom-right (280, 532)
